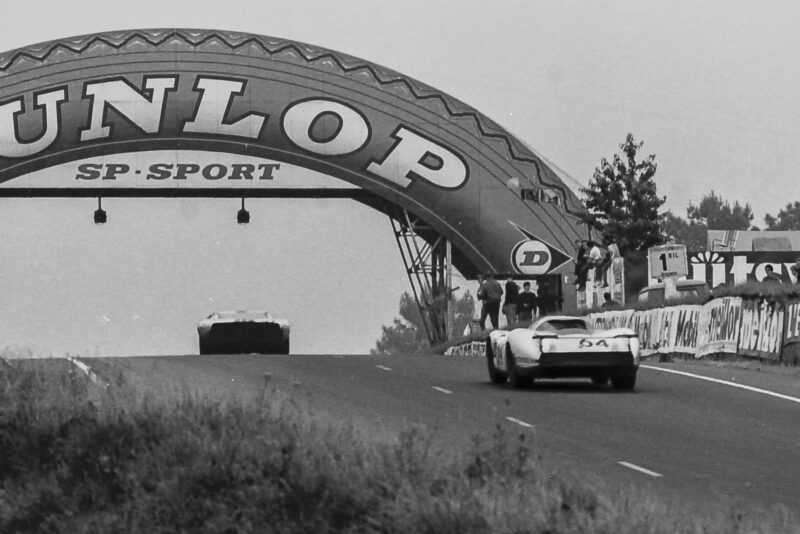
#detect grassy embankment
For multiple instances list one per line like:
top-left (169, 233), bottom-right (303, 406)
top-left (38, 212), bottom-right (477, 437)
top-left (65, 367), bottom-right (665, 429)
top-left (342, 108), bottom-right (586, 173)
top-left (1, 356), bottom-right (797, 533)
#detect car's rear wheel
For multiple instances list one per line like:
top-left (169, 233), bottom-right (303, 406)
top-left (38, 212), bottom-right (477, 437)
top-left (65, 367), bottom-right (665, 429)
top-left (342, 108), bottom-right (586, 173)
top-left (199, 338), bottom-right (210, 355)
top-left (591, 375), bottom-right (609, 386)
top-left (486, 342), bottom-right (508, 384)
top-left (507, 348), bottom-right (533, 389)
top-left (611, 369), bottom-right (637, 390)
top-left (277, 338), bottom-right (290, 355)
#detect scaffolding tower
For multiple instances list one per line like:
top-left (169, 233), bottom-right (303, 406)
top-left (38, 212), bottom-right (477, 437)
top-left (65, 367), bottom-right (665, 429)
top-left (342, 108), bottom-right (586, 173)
top-left (389, 208), bottom-right (453, 345)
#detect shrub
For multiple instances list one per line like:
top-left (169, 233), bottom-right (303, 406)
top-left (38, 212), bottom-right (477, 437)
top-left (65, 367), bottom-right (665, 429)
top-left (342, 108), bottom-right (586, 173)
top-left (0, 357), bottom-right (796, 533)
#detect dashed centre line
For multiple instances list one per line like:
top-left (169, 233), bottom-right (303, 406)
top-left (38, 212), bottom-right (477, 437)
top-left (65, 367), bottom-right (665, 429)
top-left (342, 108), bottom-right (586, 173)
top-left (376, 365), bottom-right (392, 372)
top-left (619, 461), bottom-right (663, 478)
top-left (505, 416), bottom-right (534, 428)
top-left (432, 386), bottom-right (453, 394)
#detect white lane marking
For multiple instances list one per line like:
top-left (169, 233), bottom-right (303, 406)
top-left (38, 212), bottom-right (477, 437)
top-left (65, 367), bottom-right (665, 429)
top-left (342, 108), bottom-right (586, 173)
top-left (376, 365), bottom-right (392, 372)
top-left (432, 386), bottom-right (453, 394)
top-left (642, 365), bottom-right (800, 405)
top-left (619, 461), bottom-right (663, 478)
top-left (505, 416), bottom-right (534, 428)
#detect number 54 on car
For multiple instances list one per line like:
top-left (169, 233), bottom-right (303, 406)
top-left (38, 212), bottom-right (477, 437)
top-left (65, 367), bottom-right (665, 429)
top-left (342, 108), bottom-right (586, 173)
top-left (486, 316), bottom-right (640, 390)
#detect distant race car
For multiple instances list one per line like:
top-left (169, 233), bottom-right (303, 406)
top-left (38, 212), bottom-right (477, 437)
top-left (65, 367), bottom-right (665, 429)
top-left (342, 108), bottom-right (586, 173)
top-left (197, 311), bottom-right (290, 355)
top-left (486, 315), bottom-right (640, 390)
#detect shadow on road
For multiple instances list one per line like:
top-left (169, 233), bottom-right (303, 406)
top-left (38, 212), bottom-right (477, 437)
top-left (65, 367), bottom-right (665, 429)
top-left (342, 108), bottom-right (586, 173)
top-left (477, 380), bottom-right (641, 394)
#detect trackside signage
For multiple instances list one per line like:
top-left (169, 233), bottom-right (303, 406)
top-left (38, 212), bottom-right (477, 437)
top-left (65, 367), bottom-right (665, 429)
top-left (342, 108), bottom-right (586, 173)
top-left (738, 300), bottom-right (784, 361)
top-left (0, 76), bottom-right (467, 191)
top-left (2, 151), bottom-right (358, 190)
top-left (696, 297), bottom-right (742, 357)
top-left (0, 29), bottom-right (587, 277)
top-left (785, 301), bottom-right (800, 344)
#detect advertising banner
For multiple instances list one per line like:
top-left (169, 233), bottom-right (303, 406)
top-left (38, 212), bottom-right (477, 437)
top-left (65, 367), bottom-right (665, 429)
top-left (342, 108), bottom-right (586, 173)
top-left (0, 28), bottom-right (588, 278)
top-left (738, 299), bottom-right (784, 361)
top-left (672, 305), bottom-right (702, 354)
top-left (690, 251), bottom-right (800, 287)
top-left (696, 297), bottom-right (742, 357)
top-left (589, 309), bottom-right (635, 331)
top-left (783, 299), bottom-right (800, 364)
top-left (634, 308), bottom-right (671, 356)
top-left (445, 341), bottom-right (486, 357)
top-left (784, 300), bottom-right (800, 344)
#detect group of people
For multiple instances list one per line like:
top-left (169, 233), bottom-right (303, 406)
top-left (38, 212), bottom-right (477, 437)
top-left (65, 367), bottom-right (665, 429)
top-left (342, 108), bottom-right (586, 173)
top-left (476, 274), bottom-right (544, 330)
top-left (573, 239), bottom-right (613, 291)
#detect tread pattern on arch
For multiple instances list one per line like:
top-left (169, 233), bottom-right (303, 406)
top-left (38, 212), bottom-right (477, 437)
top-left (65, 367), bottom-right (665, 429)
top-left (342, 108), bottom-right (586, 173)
top-left (0, 28), bottom-right (583, 216)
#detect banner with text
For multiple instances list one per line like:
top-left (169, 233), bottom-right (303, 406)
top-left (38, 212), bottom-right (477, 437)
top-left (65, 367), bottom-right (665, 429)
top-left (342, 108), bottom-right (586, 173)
top-left (784, 300), bottom-right (800, 345)
top-left (738, 299), bottom-right (784, 361)
top-left (696, 297), bottom-right (742, 357)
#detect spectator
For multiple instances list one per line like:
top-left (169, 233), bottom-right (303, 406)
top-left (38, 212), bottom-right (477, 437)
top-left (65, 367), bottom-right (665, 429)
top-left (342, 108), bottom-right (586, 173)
top-left (791, 258), bottom-right (800, 284)
top-left (574, 240), bottom-right (590, 290)
top-left (538, 285), bottom-right (557, 316)
top-left (596, 245), bottom-right (614, 287)
top-left (601, 291), bottom-right (620, 309)
top-left (478, 273), bottom-right (503, 330)
top-left (586, 241), bottom-right (610, 287)
top-left (503, 279), bottom-right (519, 327)
top-left (516, 281), bottom-right (538, 322)
top-left (763, 264), bottom-right (783, 284)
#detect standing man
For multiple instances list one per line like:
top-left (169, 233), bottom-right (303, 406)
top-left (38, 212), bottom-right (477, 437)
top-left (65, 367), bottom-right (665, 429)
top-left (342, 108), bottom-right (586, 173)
top-left (574, 240), bottom-right (590, 290)
top-left (503, 278), bottom-right (519, 327)
top-left (601, 291), bottom-right (620, 309)
top-left (516, 281), bottom-right (538, 323)
top-left (763, 264), bottom-right (783, 284)
top-left (478, 273), bottom-right (503, 330)
top-left (587, 241), bottom-right (603, 287)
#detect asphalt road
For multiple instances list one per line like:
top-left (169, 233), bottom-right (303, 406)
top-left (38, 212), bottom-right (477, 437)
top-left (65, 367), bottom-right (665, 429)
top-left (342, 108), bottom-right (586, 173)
top-left (86, 353), bottom-right (800, 516)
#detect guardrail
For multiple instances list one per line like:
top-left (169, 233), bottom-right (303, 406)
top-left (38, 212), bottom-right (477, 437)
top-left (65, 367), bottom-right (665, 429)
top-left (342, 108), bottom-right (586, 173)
top-left (445, 296), bottom-right (800, 365)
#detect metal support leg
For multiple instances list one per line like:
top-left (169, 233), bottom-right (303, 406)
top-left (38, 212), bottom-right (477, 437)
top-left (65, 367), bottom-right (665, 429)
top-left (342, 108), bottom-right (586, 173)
top-left (389, 208), bottom-right (452, 345)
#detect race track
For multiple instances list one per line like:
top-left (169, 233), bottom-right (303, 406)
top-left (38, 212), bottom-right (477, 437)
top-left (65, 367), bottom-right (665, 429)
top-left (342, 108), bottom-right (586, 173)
top-left (85, 353), bottom-right (800, 515)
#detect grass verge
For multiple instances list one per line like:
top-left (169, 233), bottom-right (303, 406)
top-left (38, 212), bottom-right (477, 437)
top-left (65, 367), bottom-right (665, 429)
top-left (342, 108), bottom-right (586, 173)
top-left (0, 357), bottom-right (797, 533)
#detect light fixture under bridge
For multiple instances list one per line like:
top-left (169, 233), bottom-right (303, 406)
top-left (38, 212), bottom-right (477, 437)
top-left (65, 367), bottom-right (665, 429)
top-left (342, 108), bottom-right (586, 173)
top-left (237, 198), bottom-right (250, 224)
top-left (93, 197), bottom-right (107, 224)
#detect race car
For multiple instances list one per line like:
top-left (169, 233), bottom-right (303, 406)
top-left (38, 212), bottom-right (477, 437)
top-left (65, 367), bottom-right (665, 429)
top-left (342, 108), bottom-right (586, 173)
top-left (197, 310), bottom-right (290, 355)
top-left (486, 315), bottom-right (639, 390)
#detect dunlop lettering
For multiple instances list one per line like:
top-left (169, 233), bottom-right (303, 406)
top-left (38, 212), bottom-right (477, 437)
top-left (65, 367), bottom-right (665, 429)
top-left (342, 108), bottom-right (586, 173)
top-left (0, 88), bottom-right (67, 158)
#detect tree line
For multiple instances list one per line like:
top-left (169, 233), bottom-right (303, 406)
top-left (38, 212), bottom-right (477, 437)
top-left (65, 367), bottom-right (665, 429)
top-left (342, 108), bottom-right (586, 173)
top-left (582, 133), bottom-right (800, 253)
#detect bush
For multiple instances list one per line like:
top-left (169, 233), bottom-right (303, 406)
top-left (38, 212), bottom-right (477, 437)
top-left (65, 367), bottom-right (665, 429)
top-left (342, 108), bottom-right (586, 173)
top-left (0, 358), bottom-right (796, 533)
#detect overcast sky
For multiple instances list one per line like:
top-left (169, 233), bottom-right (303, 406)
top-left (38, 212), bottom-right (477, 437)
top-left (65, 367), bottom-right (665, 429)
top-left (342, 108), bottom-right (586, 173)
top-left (2, 0), bottom-right (799, 356)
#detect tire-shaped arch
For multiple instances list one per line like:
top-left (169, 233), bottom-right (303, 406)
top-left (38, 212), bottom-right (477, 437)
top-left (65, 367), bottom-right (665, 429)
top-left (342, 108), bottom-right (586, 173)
top-left (0, 29), bottom-right (587, 277)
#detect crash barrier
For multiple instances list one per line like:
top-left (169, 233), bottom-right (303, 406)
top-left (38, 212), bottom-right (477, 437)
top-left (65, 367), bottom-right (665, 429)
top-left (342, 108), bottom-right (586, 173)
top-left (587, 296), bottom-right (791, 362)
top-left (444, 295), bottom-right (799, 365)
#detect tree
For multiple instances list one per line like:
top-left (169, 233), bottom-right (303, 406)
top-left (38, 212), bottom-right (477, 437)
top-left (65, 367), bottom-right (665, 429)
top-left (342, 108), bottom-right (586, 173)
top-left (764, 201), bottom-right (800, 230)
top-left (686, 190), bottom-right (753, 230)
top-left (660, 210), bottom-right (707, 251)
top-left (371, 291), bottom-right (477, 355)
top-left (581, 133), bottom-right (665, 252)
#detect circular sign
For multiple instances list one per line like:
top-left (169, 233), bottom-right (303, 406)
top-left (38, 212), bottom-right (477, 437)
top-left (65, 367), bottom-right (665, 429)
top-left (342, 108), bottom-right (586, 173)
top-left (512, 240), bottom-right (552, 275)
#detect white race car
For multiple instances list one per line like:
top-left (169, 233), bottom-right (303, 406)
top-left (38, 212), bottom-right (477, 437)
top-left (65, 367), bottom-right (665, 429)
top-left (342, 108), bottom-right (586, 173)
top-left (197, 311), bottom-right (291, 355)
top-left (486, 315), bottom-right (640, 390)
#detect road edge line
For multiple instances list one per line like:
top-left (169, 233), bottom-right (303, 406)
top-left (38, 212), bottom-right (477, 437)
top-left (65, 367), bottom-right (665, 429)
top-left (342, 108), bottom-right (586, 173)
top-left (642, 364), bottom-right (800, 405)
